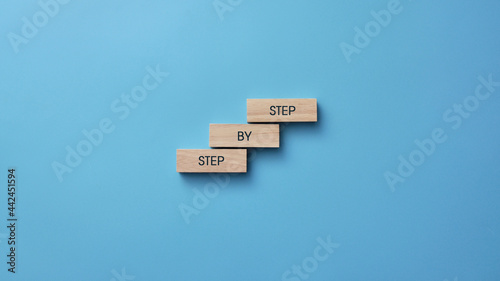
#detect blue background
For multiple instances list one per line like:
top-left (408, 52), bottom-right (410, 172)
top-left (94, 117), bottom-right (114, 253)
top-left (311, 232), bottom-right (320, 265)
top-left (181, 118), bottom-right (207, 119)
top-left (1, 0), bottom-right (500, 280)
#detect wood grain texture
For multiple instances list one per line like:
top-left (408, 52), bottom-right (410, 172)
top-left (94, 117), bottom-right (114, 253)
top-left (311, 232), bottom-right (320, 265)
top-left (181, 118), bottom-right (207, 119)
top-left (247, 98), bottom-right (317, 122)
top-left (176, 149), bottom-right (247, 173)
top-left (209, 124), bottom-right (279, 148)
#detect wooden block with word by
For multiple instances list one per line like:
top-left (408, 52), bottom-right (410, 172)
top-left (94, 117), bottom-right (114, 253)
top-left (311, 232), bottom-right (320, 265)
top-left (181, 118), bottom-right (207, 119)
top-left (209, 124), bottom-right (279, 148)
top-left (176, 149), bottom-right (247, 173)
top-left (247, 98), bottom-right (317, 122)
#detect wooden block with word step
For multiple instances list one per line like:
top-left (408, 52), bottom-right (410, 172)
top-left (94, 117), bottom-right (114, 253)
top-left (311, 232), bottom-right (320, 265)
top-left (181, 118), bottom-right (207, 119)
top-left (176, 149), bottom-right (247, 173)
top-left (209, 124), bottom-right (279, 148)
top-left (247, 98), bottom-right (317, 122)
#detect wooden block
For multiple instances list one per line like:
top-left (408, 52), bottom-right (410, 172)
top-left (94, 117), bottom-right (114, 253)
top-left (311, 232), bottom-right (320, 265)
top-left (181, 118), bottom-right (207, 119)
top-left (247, 98), bottom-right (317, 122)
top-left (176, 149), bottom-right (246, 173)
top-left (209, 124), bottom-right (279, 148)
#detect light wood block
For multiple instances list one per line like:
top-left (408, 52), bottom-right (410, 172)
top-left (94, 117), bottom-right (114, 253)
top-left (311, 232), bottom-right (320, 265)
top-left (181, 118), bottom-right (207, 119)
top-left (177, 149), bottom-right (247, 173)
top-left (209, 124), bottom-right (279, 148)
top-left (247, 98), bottom-right (317, 122)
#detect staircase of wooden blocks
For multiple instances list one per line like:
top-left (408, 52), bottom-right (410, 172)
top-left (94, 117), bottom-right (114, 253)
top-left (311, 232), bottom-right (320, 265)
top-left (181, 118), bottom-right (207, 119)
top-left (177, 98), bottom-right (317, 173)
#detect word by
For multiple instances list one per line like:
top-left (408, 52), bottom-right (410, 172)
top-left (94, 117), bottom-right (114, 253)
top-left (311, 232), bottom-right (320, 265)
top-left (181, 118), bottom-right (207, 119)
top-left (237, 131), bottom-right (252, 141)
